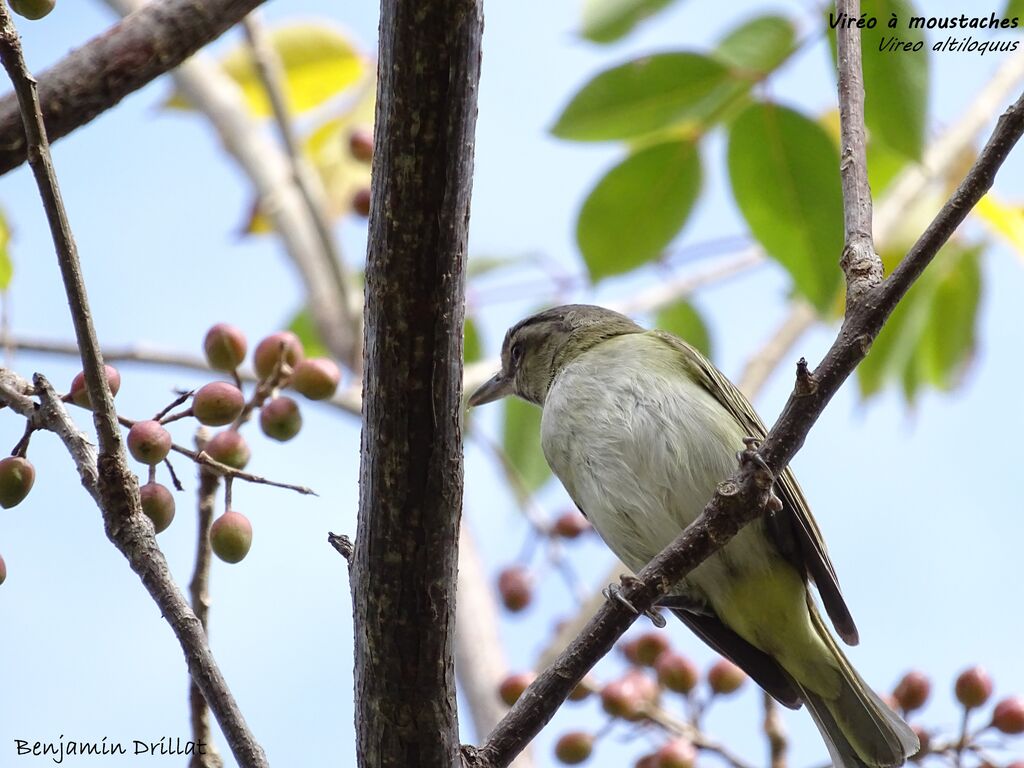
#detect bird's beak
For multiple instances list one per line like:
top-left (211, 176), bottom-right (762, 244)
top-left (468, 371), bottom-right (513, 407)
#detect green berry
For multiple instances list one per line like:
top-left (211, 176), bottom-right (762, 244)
top-left (210, 510), bottom-right (253, 563)
top-left (193, 382), bottom-right (245, 427)
top-left (127, 420), bottom-right (172, 465)
top-left (259, 396), bottom-right (302, 442)
top-left (0, 456), bottom-right (35, 508)
top-left (139, 482), bottom-right (175, 533)
top-left (203, 323), bottom-right (247, 372)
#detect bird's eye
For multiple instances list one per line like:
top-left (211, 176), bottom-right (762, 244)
top-left (510, 342), bottom-right (523, 365)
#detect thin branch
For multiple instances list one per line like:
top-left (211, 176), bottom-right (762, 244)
top-left (763, 691), bottom-right (788, 768)
top-left (0, 0), bottom-right (267, 176)
top-left (0, 10), bottom-right (267, 766)
top-left (466, 84), bottom-right (1024, 768)
top-left (189, 429), bottom-right (225, 768)
top-left (241, 12), bottom-right (360, 369)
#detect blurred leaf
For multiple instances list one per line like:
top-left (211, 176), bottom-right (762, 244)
top-left (714, 15), bottom-right (797, 74)
top-left (551, 53), bottom-right (734, 141)
top-left (1005, 0), bottom-right (1024, 23)
top-left (656, 300), bottom-right (712, 358)
top-left (467, 254), bottom-right (522, 278)
top-left (577, 139), bottom-right (701, 281)
top-left (167, 23), bottom-right (366, 117)
top-left (974, 194), bottom-right (1024, 262)
top-left (581, 0), bottom-right (680, 43)
top-left (727, 103), bottom-right (844, 313)
top-left (857, 242), bottom-right (982, 401)
top-left (0, 209), bottom-right (11, 291)
top-left (464, 317), bottom-right (482, 364)
top-left (828, 0), bottom-right (927, 160)
top-left (503, 397), bottom-right (551, 493)
top-left (287, 307), bottom-right (329, 359)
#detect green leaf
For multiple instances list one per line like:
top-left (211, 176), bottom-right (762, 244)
top-left (577, 139), bottom-right (702, 281)
top-left (828, 0), bottom-right (928, 160)
top-left (287, 307), bottom-right (329, 359)
top-left (0, 208), bottom-right (11, 291)
top-left (655, 300), bottom-right (712, 358)
top-left (464, 317), bottom-right (482, 364)
top-left (727, 103), bottom-right (844, 313)
top-left (857, 242), bottom-right (982, 401)
top-left (1005, 0), bottom-right (1024, 27)
top-left (551, 53), bottom-right (734, 141)
top-left (167, 23), bottom-right (367, 117)
top-left (502, 398), bottom-right (551, 493)
top-left (715, 15), bottom-right (797, 75)
top-left (581, 0), bottom-right (680, 43)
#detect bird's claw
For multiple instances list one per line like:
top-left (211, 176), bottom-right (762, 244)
top-left (603, 581), bottom-right (667, 628)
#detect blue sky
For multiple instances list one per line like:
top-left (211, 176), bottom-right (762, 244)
top-left (0, 1), bottom-right (1022, 767)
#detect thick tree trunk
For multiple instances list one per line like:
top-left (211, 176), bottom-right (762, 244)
top-left (351, 0), bottom-right (483, 766)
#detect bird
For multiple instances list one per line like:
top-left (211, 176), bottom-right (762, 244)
top-left (468, 304), bottom-right (917, 768)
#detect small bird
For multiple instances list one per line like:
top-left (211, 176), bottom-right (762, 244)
top-left (469, 304), bottom-right (917, 768)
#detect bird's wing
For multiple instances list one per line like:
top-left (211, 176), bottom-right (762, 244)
top-left (649, 330), bottom-right (859, 646)
top-left (669, 607), bottom-right (802, 708)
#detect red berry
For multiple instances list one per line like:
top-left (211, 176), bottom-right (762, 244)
top-left (193, 382), bottom-right (245, 427)
top-left (654, 739), bottom-right (697, 768)
top-left (552, 510), bottom-right (590, 539)
top-left (260, 396), bottom-right (302, 442)
top-left (635, 756), bottom-right (659, 768)
top-left (553, 731), bottom-right (593, 765)
top-left (9, 0), bottom-right (56, 20)
top-left (203, 323), bottom-right (247, 372)
top-left (210, 510), bottom-right (253, 563)
top-left (601, 670), bottom-right (657, 720)
top-left (498, 672), bottom-right (535, 706)
top-left (893, 671), bottom-right (931, 713)
top-left (139, 482), bottom-right (175, 533)
top-left (69, 365), bottom-right (121, 409)
top-left (352, 188), bottom-right (371, 218)
top-left (497, 566), bottom-right (532, 612)
top-left (204, 430), bottom-right (251, 470)
top-left (955, 666), bottom-right (993, 709)
top-left (632, 631), bottom-right (671, 666)
top-left (0, 553), bottom-right (6, 585)
top-left (127, 421), bottom-right (172, 465)
top-left (253, 331), bottom-right (305, 380)
top-left (708, 658), bottom-right (746, 695)
top-left (349, 129), bottom-right (374, 162)
top-left (655, 652), bottom-right (699, 694)
top-left (290, 357), bottom-right (341, 401)
top-left (0, 456), bottom-right (35, 508)
top-left (992, 696), bottom-right (1024, 734)
top-left (568, 678), bottom-right (594, 702)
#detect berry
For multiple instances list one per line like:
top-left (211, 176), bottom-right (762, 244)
top-left (553, 731), bottom-right (593, 765)
top-left (635, 756), bottom-right (659, 768)
top-left (893, 671), bottom-right (931, 713)
top-left (632, 631), bottom-right (671, 666)
top-left (498, 672), bottom-right (535, 706)
top-left (352, 188), bottom-right (371, 218)
top-left (203, 323), bottom-right (247, 372)
top-left (655, 652), bottom-right (699, 694)
top-left (259, 396), bottom-right (302, 442)
top-left (954, 666), bottom-right (993, 709)
top-left (992, 696), bottom-right (1024, 735)
top-left (9, 0), bottom-right (56, 20)
top-left (349, 129), bottom-right (374, 162)
top-left (139, 482), bottom-right (175, 533)
top-left (210, 510), bottom-right (253, 563)
top-left (497, 566), bottom-right (532, 612)
top-left (127, 421), bottom-right (172, 465)
top-left (291, 357), bottom-right (341, 400)
top-left (568, 678), bottom-right (593, 702)
top-left (601, 670), bottom-right (658, 720)
top-left (0, 553), bottom-right (6, 585)
top-left (192, 382), bottom-right (245, 427)
top-left (0, 456), bottom-right (35, 508)
top-left (69, 365), bottom-right (121, 409)
top-left (204, 430), bottom-right (251, 470)
top-left (552, 510), bottom-right (590, 539)
top-left (910, 725), bottom-right (930, 761)
top-left (253, 331), bottom-right (304, 380)
top-left (655, 739), bottom-right (697, 768)
top-left (708, 658), bottom-right (746, 695)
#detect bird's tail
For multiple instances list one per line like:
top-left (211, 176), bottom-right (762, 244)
top-left (798, 607), bottom-right (919, 768)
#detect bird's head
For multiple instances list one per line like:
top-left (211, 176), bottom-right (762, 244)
top-left (468, 304), bottom-right (642, 407)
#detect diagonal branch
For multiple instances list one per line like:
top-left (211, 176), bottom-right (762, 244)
top-left (466, 64), bottom-right (1024, 768)
top-left (0, 0), bottom-right (267, 176)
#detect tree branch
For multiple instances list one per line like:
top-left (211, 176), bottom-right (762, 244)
top-left (0, 9), bottom-right (266, 766)
top-left (466, 65), bottom-right (1024, 768)
top-left (0, 0), bottom-right (266, 176)
top-left (350, 0), bottom-right (483, 766)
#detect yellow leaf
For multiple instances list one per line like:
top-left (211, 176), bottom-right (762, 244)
top-left (974, 193), bottom-right (1024, 262)
top-left (168, 22), bottom-right (367, 117)
top-left (0, 207), bottom-right (11, 291)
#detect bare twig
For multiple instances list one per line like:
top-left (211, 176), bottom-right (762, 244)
top-left (0, 10), bottom-right (267, 766)
top-left (763, 692), bottom-right (788, 768)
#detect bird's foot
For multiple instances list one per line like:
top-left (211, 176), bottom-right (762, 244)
top-left (736, 437), bottom-right (783, 513)
top-left (655, 593), bottom-right (710, 616)
top-left (602, 578), bottom-right (667, 628)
